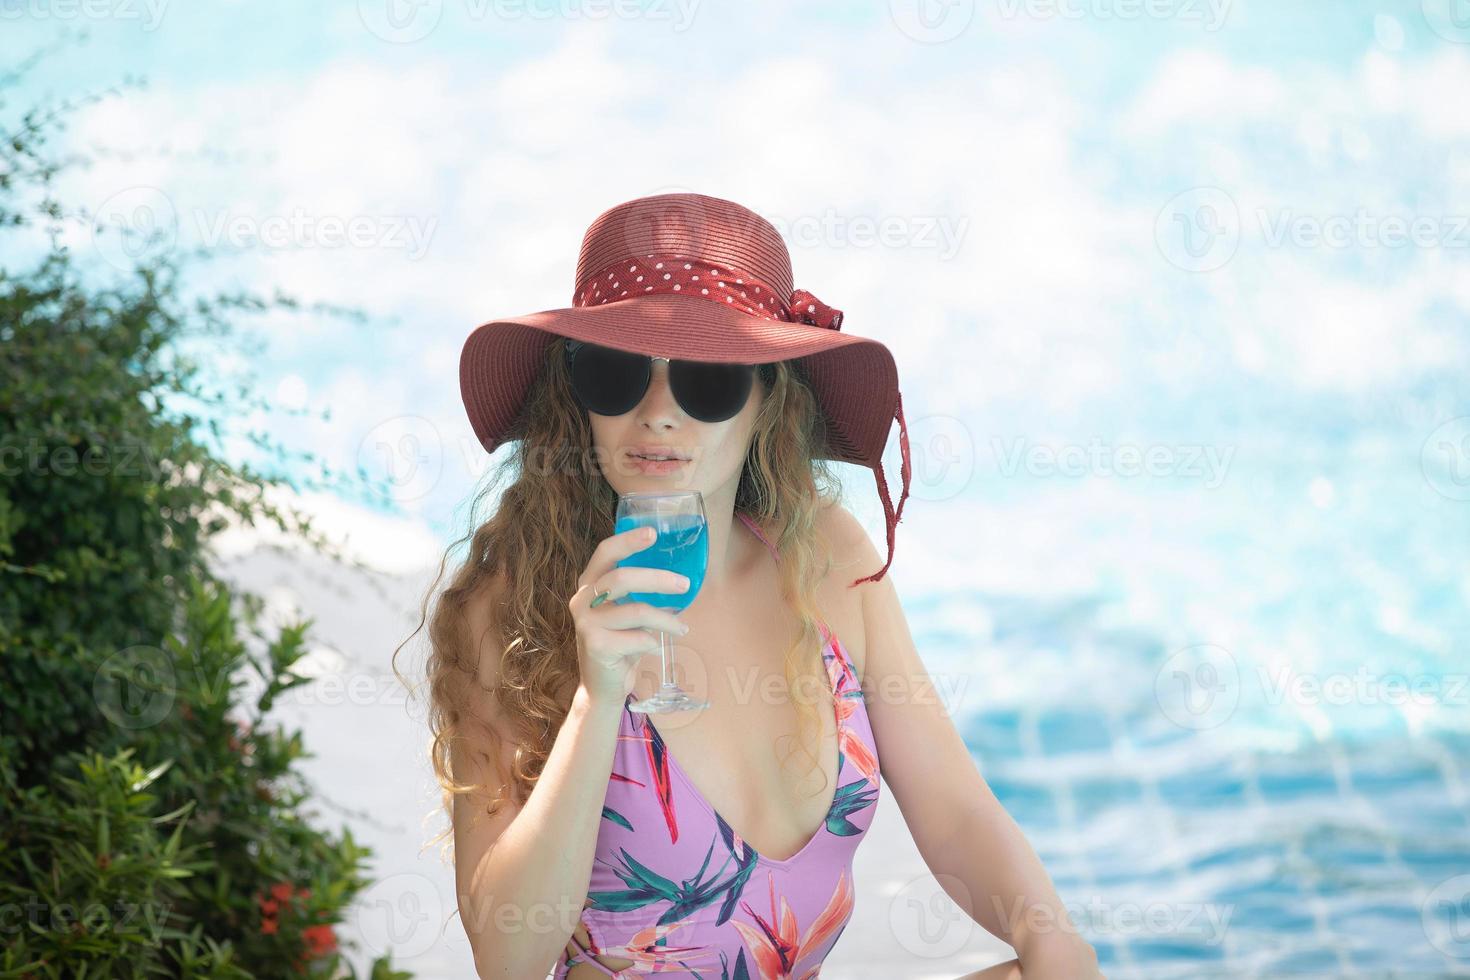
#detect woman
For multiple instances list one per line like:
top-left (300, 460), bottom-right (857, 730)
top-left (407, 193), bottom-right (1103, 978)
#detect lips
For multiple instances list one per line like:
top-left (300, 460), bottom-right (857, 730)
top-left (627, 446), bottom-right (692, 462)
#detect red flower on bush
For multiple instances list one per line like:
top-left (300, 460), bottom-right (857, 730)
top-left (257, 880), bottom-right (297, 936)
top-left (302, 924), bottom-right (337, 957)
top-left (255, 880), bottom-right (335, 963)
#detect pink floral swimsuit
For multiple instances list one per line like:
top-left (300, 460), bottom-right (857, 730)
top-left (555, 510), bottom-right (883, 979)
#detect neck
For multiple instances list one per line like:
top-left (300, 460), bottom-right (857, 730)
top-left (690, 487), bottom-right (753, 594)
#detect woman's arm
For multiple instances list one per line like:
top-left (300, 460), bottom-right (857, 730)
top-left (452, 580), bottom-right (626, 979)
top-left (822, 506), bottom-right (1104, 978)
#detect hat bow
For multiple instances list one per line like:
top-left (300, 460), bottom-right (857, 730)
top-left (787, 288), bottom-right (843, 330)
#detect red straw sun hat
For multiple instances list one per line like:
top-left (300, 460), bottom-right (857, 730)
top-left (458, 191), bottom-right (911, 585)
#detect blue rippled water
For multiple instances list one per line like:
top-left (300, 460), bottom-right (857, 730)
top-left (891, 402), bottom-right (1470, 978)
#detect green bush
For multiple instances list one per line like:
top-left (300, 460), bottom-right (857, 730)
top-left (1, 747), bottom-right (223, 975)
top-left (0, 72), bottom-right (413, 978)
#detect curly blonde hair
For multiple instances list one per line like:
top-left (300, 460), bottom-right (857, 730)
top-left (394, 336), bottom-right (851, 859)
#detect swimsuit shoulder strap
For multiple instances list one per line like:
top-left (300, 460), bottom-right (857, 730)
top-left (734, 510), bottom-right (780, 563)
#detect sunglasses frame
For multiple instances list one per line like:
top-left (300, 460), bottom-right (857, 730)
top-left (563, 339), bottom-right (776, 423)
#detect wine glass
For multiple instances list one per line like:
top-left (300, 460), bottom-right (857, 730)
top-left (614, 490), bottom-right (709, 713)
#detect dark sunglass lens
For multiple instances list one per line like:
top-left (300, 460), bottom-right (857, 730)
top-left (568, 343), bottom-right (649, 416)
top-left (670, 361), bottom-right (756, 423)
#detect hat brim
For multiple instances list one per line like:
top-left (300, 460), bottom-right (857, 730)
top-left (459, 291), bottom-right (899, 468)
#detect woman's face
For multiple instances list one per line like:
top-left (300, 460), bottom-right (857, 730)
top-left (586, 358), bottom-right (765, 498)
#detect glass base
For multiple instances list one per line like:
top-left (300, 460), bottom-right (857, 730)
top-left (629, 684), bottom-right (710, 714)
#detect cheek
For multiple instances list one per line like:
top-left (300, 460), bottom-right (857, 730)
top-left (709, 404), bottom-right (760, 468)
top-left (588, 415), bottom-right (623, 467)
top-left (589, 414), bottom-right (618, 447)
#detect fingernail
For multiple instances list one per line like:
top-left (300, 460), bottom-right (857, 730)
top-left (678, 576), bottom-right (690, 590)
top-left (679, 623), bottom-right (690, 635)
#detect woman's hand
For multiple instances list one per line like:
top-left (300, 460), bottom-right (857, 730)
top-left (568, 525), bottom-right (692, 707)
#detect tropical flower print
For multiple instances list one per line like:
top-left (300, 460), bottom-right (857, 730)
top-left (730, 869), bottom-right (855, 979)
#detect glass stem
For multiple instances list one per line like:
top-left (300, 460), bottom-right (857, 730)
top-left (659, 629), bottom-right (675, 688)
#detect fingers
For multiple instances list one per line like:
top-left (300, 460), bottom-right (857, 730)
top-left (590, 622), bottom-right (665, 659)
top-left (573, 567), bottom-right (687, 614)
top-left (592, 600), bottom-right (689, 638)
top-left (584, 524), bottom-right (659, 586)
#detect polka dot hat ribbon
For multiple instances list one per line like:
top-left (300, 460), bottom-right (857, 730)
top-left (574, 252), bottom-right (845, 330)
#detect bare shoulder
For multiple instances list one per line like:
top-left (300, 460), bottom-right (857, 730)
top-left (812, 499), bottom-right (887, 680)
top-left (813, 498), bottom-right (880, 563)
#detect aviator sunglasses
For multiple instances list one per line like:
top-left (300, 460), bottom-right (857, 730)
top-left (563, 340), bottom-right (775, 424)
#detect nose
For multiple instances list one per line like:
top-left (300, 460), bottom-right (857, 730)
top-left (635, 358), bottom-right (681, 429)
